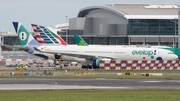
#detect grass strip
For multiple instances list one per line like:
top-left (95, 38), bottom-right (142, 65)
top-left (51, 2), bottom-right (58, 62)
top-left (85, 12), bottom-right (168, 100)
top-left (0, 89), bottom-right (180, 101)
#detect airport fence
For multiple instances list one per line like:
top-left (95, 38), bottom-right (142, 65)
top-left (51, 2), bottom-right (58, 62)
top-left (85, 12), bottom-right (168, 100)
top-left (99, 60), bottom-right (180, 70)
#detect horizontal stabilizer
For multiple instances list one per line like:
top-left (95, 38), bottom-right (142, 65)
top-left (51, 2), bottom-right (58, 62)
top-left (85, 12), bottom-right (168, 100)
top-left (1, 45), bottom-right (29, 51)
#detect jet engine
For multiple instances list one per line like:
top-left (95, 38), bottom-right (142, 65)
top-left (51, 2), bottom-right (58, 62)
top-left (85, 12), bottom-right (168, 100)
top-left (92, 58), bottom-right (111, 69)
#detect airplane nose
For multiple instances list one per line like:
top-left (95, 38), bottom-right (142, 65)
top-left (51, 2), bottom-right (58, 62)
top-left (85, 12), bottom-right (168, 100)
top-left (176, 55), bottom-right (178, 59)
top-left (173, 54), bottom-right (178, 60)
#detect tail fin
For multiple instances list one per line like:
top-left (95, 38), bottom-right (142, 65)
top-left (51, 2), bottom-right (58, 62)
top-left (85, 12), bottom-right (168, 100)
top-left (12, 22), bottom-right (41, 46)
top-left (32, 24), bottom-right (57, 44)
top-left (46, 27), bottom-right (68, 46)
top-left (31, 24), bottom-right (46, 44)
top-left (32, 24), bottom-right (68, 46)
top-left (74, 35), bottom-right (88, 46)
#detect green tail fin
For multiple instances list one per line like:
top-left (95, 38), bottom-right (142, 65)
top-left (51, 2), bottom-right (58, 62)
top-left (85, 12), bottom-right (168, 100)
top-left (74, 35), bottom-right (88, 46)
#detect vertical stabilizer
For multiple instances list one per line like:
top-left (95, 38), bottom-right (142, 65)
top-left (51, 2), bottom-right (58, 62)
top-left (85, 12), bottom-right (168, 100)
top-left (12, 22), bottom-right (41, 46)
top-left (74, 35), bottom-right (88, 46)
top-left (31, 24), bottom-right (46, 44)
top-left (32, 24), bottom-right (58, 44)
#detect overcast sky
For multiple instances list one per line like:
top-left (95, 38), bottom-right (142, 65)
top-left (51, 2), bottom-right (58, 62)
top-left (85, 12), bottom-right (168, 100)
top-left (0, 0), bottom-right (179, 32)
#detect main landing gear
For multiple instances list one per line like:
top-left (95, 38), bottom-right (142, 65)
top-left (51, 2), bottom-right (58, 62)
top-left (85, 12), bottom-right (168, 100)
top-left (81, 65), bottom-right (93, 69)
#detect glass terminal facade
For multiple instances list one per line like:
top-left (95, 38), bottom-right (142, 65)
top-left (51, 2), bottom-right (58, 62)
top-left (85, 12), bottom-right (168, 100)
top-left (128, 19), bottom-right (178, 36)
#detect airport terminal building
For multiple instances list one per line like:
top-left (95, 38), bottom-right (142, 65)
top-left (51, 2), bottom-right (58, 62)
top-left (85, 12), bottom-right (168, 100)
top-left (67, 4), bottom-right (180, 46)
top-left (1, 4), bottom-right (180, 51)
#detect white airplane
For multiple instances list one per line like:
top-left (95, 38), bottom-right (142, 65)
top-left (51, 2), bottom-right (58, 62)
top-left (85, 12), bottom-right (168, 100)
top-left (29, 24), bottom-right (177, 60)
top-left (34, 41), bottom-right (178, 68)
top-left (35, 45), bottom-right (177, 60)
top-left (12, 22), bottom-right (178, 68)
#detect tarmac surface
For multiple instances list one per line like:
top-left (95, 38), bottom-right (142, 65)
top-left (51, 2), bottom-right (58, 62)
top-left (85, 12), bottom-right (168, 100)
top-left (0, 78), bottom-right (180, 90)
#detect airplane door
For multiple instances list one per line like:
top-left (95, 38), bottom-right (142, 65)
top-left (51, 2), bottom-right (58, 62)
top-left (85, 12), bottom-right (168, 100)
top-left (156, 50), bottom-right (163, 60)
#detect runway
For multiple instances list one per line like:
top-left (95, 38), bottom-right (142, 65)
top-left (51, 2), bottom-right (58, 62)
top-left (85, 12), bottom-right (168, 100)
top-left (0, 78), bottom-right (180, 90)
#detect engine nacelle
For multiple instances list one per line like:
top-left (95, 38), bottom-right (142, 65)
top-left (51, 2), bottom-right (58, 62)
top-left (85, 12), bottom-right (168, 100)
top-left (92, 58), bottom-right (111, 68)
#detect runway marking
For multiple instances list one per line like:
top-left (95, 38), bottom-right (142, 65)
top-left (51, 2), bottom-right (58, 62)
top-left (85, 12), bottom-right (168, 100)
top-left (96, 78), bottom-right (105, 80)
top-left (0, 84), bottom-right (132, 90)
top-left (141, 81), bottom-right (163, 83)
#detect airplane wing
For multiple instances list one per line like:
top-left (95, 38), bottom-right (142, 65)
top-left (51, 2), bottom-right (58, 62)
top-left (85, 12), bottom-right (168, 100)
top-left (34, 47), bottom-right (117, 60)
top-left (1, 45), bottom-right (29, 51)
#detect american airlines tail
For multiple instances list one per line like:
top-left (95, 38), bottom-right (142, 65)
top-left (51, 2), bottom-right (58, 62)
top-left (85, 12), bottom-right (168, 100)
top-left (31, 24), bottom-right (68, 46)
top-left (31, 24), bottom-right (57, 44)
top-left (31, 24), bottom-right (46, 44)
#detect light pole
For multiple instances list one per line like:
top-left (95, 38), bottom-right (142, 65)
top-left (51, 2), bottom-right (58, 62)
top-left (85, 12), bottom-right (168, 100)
top-left (65, 15), bottom-right (68, 44)
top-left (158, 20), bottom-right (160, 45)
top-left (175, 18), bottom-right (176, 48)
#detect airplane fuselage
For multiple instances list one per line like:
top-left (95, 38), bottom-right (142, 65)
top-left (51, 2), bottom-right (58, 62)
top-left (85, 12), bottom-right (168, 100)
top-left (38, 45), bottom-right (178, 60)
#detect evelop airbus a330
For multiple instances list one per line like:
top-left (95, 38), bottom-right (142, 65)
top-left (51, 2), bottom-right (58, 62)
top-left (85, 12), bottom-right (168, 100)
top-left (12, 22), bottom-right (178, 68)
top-left (30, 23), bottom-right (178, 62)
